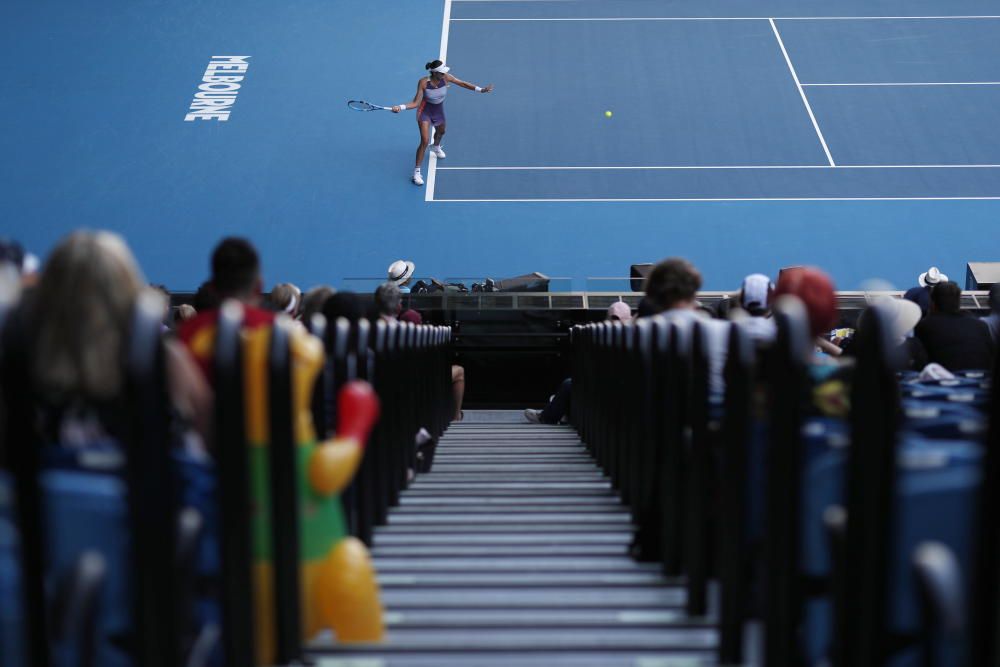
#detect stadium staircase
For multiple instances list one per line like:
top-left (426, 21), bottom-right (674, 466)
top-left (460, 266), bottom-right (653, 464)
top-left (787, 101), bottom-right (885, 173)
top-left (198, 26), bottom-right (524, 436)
top-left (310, 418), bottom-right (718, 666)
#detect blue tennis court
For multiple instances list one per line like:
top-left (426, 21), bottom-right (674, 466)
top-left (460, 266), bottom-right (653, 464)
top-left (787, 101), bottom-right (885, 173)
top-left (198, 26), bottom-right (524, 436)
top-left (1, 0), bottom-right (999, 290)
top-left (432, 3), bottom-right (1000, 200)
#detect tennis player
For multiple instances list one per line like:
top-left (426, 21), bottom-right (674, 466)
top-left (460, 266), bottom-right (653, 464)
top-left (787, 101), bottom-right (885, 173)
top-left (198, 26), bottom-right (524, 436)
top-left (392, 60), bottom-right (493, 186)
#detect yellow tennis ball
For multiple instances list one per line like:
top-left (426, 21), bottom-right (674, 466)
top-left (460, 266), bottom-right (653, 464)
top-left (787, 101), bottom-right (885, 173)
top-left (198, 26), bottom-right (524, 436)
top-left (605, 110), bottom-right (612, 118)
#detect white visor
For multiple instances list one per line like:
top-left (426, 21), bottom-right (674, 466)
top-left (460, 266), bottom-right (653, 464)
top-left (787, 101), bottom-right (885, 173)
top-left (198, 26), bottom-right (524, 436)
top-left (431, 64), bottom-right (450, 73)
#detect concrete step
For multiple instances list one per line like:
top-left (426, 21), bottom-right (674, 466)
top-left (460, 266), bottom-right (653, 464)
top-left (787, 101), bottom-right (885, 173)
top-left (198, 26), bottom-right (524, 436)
top-left (377, 571), bottom-right (667, 588)
top-left (387, 511), bottom-right (630, 525)
top-left (372, 556), bottom-right (665, 573)
top-left (378, 587), bottom-right (686, 609)
top-left (312, 650), bottom-right (714, 667)
top-left (373, 532), bottom-right (631, 545)
top-left (371, 544), bottom-right (632, 558)
top-left (310, 626), bottom-right (715, 651)
top-left (313, 421), bottom-right (716, 665)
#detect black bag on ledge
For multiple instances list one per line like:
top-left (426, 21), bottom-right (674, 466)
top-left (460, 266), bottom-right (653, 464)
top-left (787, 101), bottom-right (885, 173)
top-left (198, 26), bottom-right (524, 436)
top-left (471, 273), bottom-right (550, 293)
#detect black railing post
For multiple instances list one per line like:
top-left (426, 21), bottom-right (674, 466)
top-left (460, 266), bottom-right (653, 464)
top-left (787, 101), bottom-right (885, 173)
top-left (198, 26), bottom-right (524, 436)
top-left (662, 320), bottom-right (688, 576)
top-left (214, 301), bottom-right (256, 667)
top-left (969, 337), bottom-right (1000, 666)
top-left (762, 297), bottom-right (811, 667)
top-left (125, 292), bottom-right (180, 667)
top-left (685, 320), bottom-right (712, 616)
top-left (837, 303), bottom-right (901, 667)
top-left (1, 301), bottom-right (50, 667)
top-left (718, 323), bottom-right (756, 664)
top-left (267, 317), bottom-right (303, 664)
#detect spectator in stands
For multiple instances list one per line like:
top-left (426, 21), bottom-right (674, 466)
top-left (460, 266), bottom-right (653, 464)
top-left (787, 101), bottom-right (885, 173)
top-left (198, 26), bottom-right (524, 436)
top-left (396, 307), bottom-right (465, 420)
top-left (270, 282), bottom-right (302, 318)
top-left (642, 257), bottom-right (730, 393)
top-left (0, 239), bottom-right (24, 303)
top-left (387, 259), bottom-right (416, 293)
top-left (150, 283), bottom-right (172, 331)
top-left (0, 238), bottom-right (23, 276)
top-left (775, 267), bottom-right (849, 415)
top-left (903, 286), bottom-right (931, 318)
top-left (980, 284), bottom-right (1000, 344)
top-left (374, 282), bottom-right (403, 321)
top-left (607, 301), bottom-right (632, 323)
top-left (904, 266), bottom-right (948, 318)
top-left (20, 231), bottom-right (212, 446)
top-left (400, 308), bottom-right (423, 324)
top-left (860, 297), bottom-right (926, 371)
top-left (915, 281), bottom-right (994, 371)
top-left (193, 280), bottom-right (220, 312)
top-left (525, 302), bottom-right (633, 424)
top-left (775, 266), bottom-right (840, 355)
top-left (371, 285), bottom-right (464, 420)
top-left (0, 237), bottom-right (40, 291)
top-left (919, 266), bottom-right (949, 289)
top-left (730, 273), bottom-right (776, 343)
top-left (173, 304), bottom-right (197, 328)
top-left (180, 237), bottom-right (273, 378)
top-left (643, 257), bottom-right (701, 314)
top-left (322, 291), bottom-right (366, 324)
top-left (299, 285), bottom-right (335, 325)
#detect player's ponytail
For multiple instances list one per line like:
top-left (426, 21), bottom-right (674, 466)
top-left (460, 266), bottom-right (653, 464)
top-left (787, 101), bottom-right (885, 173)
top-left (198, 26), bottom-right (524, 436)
top-left (425, 59), bottom-right (442, 71)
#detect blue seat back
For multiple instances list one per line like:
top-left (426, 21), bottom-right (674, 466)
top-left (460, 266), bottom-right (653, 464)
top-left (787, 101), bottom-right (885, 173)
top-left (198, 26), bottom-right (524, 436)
top-left (41, 469), bottom-right (133, 667)
top-left (800, 438), bottom-right (982, 665)
top-left (0, 471), bottom-right (27, 667)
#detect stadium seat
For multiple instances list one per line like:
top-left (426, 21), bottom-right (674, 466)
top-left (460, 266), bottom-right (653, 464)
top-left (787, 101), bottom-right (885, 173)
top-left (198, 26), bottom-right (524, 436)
top-left (0, 471), bottom-right (26, 667)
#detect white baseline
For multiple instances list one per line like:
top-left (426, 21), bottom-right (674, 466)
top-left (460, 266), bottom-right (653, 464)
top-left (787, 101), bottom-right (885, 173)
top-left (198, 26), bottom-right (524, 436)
top-left (431, 197), bottom-right (1000, 202)
top-left (426, 0), bottom-right (454, 202)
top-left (436, 164), bottom-right (1000, 170)
top-left (803, 81), bottom-right (1000, 86)
top-left (449, 16), bottom-right (1000, 21)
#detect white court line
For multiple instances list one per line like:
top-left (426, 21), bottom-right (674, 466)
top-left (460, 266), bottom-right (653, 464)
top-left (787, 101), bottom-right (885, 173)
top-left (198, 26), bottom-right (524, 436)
top-left (436, 164), bottom-right (1000, 170)
top-left (426, 0), bottom-right (454, 202)
top-left (769, 19), bottom-right (834, 166)
top-left (803, 81), bottom-right (1000, 87)
top-left (431, 197), bottom-right (1000, 202)
top-left (450, 16), bottom-right (1000, 21)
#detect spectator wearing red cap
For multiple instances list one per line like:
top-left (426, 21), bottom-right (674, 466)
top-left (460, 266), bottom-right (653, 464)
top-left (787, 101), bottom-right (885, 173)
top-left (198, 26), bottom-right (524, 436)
top-left (774, 267), bottom-right (838, 339)
top-left (774, 266), bottom-right (850, 415)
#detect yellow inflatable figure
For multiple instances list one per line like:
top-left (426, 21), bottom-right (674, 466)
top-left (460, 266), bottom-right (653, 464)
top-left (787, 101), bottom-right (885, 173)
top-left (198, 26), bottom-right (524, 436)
top-left (242, 324), bottom-right (384, 663)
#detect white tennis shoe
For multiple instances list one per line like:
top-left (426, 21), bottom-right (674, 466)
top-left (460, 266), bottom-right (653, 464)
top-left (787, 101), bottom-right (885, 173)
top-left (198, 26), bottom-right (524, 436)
top-left (430, 145), bottom-right (446, 159)
top-left (412, 169), bottom-right (424, 186)
top-left (524, 409), bottom-right (543, 424)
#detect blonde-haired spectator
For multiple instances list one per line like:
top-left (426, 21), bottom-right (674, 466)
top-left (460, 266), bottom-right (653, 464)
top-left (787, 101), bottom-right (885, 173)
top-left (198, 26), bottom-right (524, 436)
top-left (28, 231), bottom-right (212, 446)
top-left (270, 282), bottom-right (302, 318)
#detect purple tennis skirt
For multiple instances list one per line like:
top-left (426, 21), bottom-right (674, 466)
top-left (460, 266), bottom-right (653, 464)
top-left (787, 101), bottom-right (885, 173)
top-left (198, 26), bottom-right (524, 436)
top-left (418, 101), bottom-right (445, 125)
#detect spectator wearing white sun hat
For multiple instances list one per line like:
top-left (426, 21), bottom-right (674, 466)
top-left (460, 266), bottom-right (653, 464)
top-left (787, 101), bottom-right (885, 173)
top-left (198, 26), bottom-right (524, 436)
top-left (387, 259), bottom-right (416, 293)
top-left (918, 266), bottom-right (949, 288)
top-left (905, 266), bottom-right (950, 317)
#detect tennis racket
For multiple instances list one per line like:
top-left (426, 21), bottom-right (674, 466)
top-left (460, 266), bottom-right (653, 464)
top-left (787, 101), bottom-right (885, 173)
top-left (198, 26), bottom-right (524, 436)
top-left (348, 100), bottom-right (395, 111)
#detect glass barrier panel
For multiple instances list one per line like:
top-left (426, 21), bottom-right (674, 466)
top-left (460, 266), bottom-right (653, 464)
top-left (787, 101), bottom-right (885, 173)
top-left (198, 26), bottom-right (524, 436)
top-left (584, 277), bottom-right (638, 292)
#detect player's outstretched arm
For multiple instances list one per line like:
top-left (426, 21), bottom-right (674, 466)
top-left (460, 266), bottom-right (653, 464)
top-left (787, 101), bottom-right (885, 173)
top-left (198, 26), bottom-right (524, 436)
top-left (393, 80), bottom-right (426, 113)
top-left (446, 73), bottom-right (493, 93)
